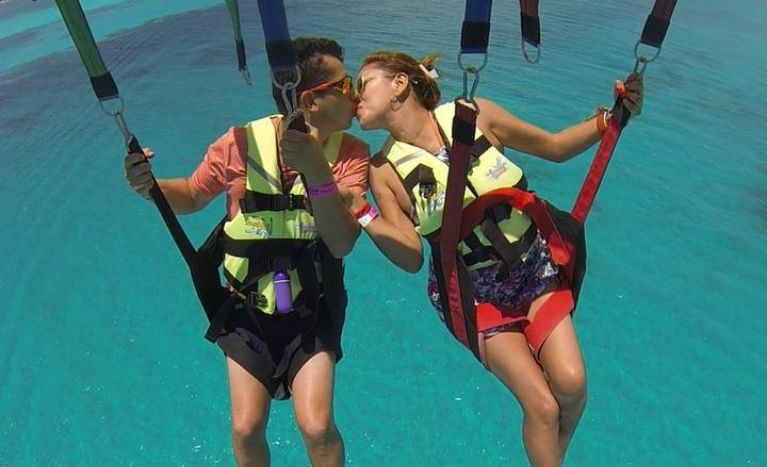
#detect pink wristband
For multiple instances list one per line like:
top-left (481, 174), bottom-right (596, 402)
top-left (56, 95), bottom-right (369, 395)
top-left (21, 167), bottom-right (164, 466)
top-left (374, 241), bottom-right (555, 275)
top-left (307, 181), bottom-right (338, 198)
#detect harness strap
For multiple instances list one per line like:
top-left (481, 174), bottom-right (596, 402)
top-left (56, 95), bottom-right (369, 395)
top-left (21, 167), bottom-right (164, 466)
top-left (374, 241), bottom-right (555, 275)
top-left (55, 1), bottom-right (227, 325)
top-left (572, 0), bottom-right (678, 224)
top-left (640, 0), bottom-right (678, 49)
top-left (402, 164), bottom-right (437, 200)
top-left (206, 240), bottom-right (336, 341)
top-left (223, 0), bottom-right (251, 83)
top-left (256, 0), bottom-right (297, 73)
top-left (437, 100), bottom-right (482, 359)
top-left (460, 0), bottom-right (493, 55)
top-left (522, 287), bottom-right (574, 356)
top-left (479, 220), bottom-right (537, 273)
top-left (519, 0), bottom-right (541, 62)
top-left (240, 191), bottom-right (307, 213)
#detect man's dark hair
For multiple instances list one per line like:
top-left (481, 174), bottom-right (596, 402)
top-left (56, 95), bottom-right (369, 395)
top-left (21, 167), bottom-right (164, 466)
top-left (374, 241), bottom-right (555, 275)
top-left (271, 37), bottom-right (345, 115)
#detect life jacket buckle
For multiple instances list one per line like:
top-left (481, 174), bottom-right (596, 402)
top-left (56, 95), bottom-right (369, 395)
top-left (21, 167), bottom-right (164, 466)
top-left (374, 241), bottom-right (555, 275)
top-left (420, 182), bottom-right (437, 199)
top-left (247, 291), bottom-right (268, 310)
top-left (287, 194), bottom-right (303, 210)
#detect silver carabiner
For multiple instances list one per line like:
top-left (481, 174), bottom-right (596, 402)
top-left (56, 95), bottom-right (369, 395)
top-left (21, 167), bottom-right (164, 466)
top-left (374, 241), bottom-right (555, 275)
top-left (522, 40), bottom-right (541, 64)
top-left (461, 67), bottom-right (481, 103)
top-left (633, 41), bottom-right (662, 76)
top-left (99, 96), bottom-right (132, 146)
top-left (271, 65), bottom-right (302, 115)
top-left (458, 51), bottom-right (487, 102)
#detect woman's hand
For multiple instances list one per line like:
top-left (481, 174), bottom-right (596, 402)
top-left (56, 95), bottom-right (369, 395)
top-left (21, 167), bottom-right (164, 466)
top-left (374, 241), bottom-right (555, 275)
top-left (616, 72), bottom-right (643, 117)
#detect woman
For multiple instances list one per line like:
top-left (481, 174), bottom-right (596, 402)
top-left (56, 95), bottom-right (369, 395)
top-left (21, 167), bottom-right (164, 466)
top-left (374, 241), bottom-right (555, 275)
top-left (353, 51), bottom-right (642, 466)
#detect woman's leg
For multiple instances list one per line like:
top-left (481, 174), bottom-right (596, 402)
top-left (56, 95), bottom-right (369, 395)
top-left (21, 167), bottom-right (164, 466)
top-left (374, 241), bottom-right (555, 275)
top-left (226, 357), bottom-right (273, 466)
top-left (485, 331), bottom-right (563, 467)
top-left (536, 315), bottom-right (587, 457)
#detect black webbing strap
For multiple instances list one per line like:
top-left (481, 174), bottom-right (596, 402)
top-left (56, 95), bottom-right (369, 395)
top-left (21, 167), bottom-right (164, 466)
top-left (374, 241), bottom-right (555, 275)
top-left (460, 0), bottom-right (493, 55)
top-left (223, 0), bottom-right (251, 84)
top-left (640, 0), bottom-right (678, 48)
top-left (54, 1), bottom-right (229, 325)
top-left (239, 191), bottom-right (307, 213)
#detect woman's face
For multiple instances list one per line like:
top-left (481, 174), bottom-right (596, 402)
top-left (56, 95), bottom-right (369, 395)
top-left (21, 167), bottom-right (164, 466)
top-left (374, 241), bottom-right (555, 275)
top-left (354, 64), bottom-right (395, 130)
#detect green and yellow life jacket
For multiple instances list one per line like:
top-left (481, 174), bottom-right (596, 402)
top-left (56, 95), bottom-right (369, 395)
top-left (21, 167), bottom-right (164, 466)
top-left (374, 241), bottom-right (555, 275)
top-left (379, 102), bottom-right (534, 271)
top-left (221, 116), bottom-right (344, 314)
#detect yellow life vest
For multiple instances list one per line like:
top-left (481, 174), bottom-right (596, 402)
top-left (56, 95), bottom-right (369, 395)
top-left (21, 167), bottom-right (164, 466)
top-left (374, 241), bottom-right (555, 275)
top-left (222, 116), bottom-right (344, 314)
top-left (379, 102), bottom-right (532, 271)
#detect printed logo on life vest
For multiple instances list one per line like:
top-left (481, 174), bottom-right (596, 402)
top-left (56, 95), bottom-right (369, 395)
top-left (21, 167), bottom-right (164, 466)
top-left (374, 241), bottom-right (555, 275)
top-left (244, 216), bottom-right (271, 238)
top-left (298, 222), bottom-right (317, 236)
top-left (424, 189), bottom-right (446, 215)
top-left (485, 157), bottom-right (509, 180)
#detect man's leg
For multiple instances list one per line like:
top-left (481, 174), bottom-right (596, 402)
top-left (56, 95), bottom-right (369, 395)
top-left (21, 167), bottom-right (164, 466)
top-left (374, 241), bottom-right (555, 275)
top-left (226, 357), bottom-right (272, 467)
top-left (291, 351), bottom-right (344, 467)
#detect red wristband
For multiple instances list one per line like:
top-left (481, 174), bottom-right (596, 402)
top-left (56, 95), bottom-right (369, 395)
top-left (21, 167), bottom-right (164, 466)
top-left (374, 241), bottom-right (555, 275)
top-left (354, 202), bottom-right (372, 219)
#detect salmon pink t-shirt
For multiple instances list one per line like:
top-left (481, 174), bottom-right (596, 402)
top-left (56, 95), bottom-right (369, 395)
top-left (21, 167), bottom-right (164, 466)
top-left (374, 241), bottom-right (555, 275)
top-left (190, 121), bottom-right (370, 219)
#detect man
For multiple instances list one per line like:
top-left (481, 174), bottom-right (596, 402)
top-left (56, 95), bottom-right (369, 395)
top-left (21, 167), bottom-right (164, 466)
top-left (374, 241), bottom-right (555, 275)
top-left (125, 38), bottom-right (368, 467)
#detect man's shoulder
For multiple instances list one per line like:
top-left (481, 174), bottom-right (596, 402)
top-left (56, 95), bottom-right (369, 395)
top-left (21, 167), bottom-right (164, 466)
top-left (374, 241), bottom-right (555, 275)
top-left (339, 132), bottom-right (370, 156)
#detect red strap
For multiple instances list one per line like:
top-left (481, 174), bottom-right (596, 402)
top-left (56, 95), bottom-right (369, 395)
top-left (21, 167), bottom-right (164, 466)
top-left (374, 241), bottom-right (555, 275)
top-left (571, 118), bottom-right (624, 224)
top-left (523, 288), bottom-right (575, 355)
top-left (458, 187), bottom-right (573, 267)
top-left (476, 302), bottom-right (529, 331)
top-left (438, 101), bottom-right (479, 349)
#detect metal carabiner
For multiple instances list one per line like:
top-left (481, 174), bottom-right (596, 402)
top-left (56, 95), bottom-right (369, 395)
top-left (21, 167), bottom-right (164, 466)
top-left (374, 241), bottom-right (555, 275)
top-left (633, 41), bottom-right (662, 76)
top-left (98, 96), bottom-right (132, 146)
top-left (271, 65), bottom-right (302, 115)
top-left (457, 51), bottom-right (488, 102)
top-left (522, 40), bottom-right (541, 64)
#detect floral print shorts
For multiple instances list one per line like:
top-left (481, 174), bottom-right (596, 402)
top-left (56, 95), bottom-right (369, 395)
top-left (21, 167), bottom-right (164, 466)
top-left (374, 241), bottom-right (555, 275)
top-left (427, 232), bottom-right (559, 336)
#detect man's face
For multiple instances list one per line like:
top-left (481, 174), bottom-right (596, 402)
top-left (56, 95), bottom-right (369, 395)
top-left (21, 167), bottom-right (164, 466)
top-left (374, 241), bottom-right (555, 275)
top-left (303, 55), bottom-right (356, 132)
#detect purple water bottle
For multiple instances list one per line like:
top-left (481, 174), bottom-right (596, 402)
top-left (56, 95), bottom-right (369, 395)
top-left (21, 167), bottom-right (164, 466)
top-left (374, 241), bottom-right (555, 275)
top-left (273, 270), bottom-right (293, 314)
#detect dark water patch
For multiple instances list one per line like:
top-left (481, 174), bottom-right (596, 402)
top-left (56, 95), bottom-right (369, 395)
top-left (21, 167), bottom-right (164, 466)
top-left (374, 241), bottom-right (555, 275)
top-left (0, 0), bottom-right (49, 18)
top-left (0, 27), bottom-right (43, 49)
top-left (0, 5), bottom-right (237, 126)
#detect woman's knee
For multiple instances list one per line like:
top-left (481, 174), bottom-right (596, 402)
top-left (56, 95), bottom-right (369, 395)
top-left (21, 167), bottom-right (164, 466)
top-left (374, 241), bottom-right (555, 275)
top-left (522, 390), bottom-right (561, 427)
top-left (550, 365), bottom-right (587, 403)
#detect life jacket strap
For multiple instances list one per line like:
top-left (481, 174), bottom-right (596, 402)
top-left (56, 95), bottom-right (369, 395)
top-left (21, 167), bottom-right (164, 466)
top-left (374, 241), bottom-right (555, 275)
top-left (240, 191), bottom-right (306, 213)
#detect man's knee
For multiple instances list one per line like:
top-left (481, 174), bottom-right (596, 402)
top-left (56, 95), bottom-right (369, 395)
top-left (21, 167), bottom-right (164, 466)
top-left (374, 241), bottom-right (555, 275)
top-left (231, 413), bottom-right (268, 448)
top-left (296, 412), bottom-right (339, 446)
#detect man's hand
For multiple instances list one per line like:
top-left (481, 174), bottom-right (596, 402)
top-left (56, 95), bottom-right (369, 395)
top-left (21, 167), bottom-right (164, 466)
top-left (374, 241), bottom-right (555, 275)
top-left (124, 148), bottom-right (155, 199)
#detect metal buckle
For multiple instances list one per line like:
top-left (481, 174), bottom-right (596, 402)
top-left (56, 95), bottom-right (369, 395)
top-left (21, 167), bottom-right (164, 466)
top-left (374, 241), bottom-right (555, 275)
top-left (420, 182), bottom-right (437, 199)
top-left (247, 291), bottom-right (268, 309)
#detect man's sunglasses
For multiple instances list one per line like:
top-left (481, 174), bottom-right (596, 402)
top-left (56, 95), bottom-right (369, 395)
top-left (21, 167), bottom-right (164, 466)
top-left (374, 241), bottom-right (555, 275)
top-left (299, 75), bottom-right (353, 96)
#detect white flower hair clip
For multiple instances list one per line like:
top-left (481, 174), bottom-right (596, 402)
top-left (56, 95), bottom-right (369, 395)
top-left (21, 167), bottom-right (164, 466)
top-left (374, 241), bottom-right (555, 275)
top-left (419, 63), bottom-right (439, 80)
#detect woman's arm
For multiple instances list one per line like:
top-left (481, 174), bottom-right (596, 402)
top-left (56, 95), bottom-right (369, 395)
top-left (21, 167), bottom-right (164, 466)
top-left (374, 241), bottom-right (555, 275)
top-left (476, 73), bottom-right (643, 163)
top-left (475, 97), bottom-right (602, 163)
top-left (356, 154), bottom-right (424, 273)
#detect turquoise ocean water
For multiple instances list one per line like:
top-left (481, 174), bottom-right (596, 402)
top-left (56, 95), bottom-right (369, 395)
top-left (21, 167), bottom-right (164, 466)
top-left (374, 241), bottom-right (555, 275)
top-left (1, 0), bottom-right (764, 465)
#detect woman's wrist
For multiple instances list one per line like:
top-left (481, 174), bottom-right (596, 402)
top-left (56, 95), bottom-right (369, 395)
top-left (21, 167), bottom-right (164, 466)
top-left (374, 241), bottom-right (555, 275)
top-left (354, 201), bottom-right (379, 228)
top-left (592, 105), bottom-right (612, 134)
